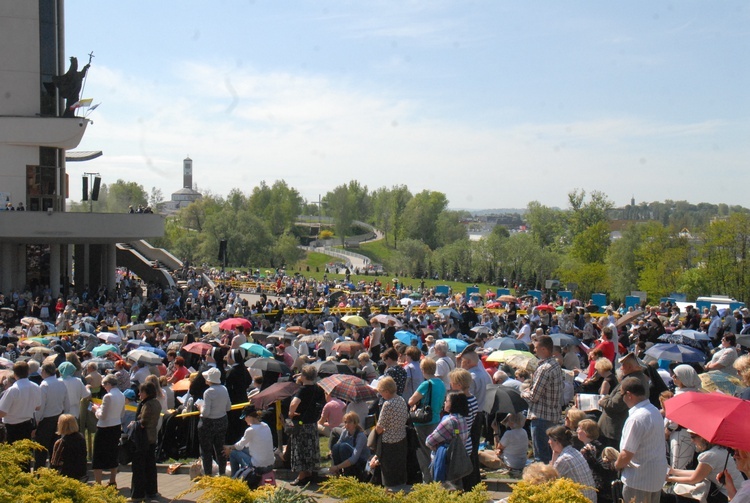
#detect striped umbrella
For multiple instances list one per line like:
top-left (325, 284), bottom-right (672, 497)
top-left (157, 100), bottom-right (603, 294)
top-left (318, 374), bottom-right (379, 403)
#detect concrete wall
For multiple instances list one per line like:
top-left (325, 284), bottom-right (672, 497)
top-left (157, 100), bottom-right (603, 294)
top-left (0, 3), bottom-right (40, 116)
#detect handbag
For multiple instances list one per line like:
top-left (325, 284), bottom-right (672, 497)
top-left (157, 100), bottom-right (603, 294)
top-left (445, 426), bottom-right (473, 481)
top-left (367, 427), bottom-right (382, 457)
top-left (118, 434), bottom-right (136, 466)
top-left (409, 381), bottom-right (432, 424)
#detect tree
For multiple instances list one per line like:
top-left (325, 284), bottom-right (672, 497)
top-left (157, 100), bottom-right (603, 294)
top-left (701, 213), bottom-right (750, 300)
top-left (248, 180), bottom-right (303, 237)
top-left (324, 184), bottom-right (355, 247)
top-left (105, 179), bottom-right (148, 213)
top-left (525, 201), bottom-right (565, 249)
top-left (566, 189), bottom-right (613, 241)
top-left (570, 221), bottom-right (611, 264)
top-left (272, 232), bottom-right (305, 267)
top-left (402, 190), bottom-right (449, 250)
top-left (371, 185), bottom-right (412, 249)
top-left (436, 210), bottom-right (468, 248)
top-left (387, 238), bottom-right (431, 278)
top-left (149, 186), bottom-right (165, 211)
top-left (606, 223), bottom-right (644, 300)
top-left (635, 222), bottom-right (691, 301)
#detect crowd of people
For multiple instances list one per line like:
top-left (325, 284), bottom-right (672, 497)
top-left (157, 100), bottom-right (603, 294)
top-left (1, 271), bottom-right (750, 503)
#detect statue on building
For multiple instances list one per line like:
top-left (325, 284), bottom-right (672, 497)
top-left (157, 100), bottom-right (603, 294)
top-left (51, 55), bottom-right (91, 118)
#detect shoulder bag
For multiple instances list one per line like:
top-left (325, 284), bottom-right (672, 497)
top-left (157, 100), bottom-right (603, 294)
top-left (409, 380), bottom-right (432, 424)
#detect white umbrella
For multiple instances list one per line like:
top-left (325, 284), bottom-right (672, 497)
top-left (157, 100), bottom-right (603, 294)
top-left (127, 349), bottom-right (163, 365)
top-left (97, 332), bottom-right (121, 344)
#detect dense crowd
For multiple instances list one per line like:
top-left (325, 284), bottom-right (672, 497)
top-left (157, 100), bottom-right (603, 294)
top-left (1, 271), bottom-right (750, 503)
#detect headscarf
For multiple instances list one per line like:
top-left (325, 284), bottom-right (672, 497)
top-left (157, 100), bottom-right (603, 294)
top-left (673, 364), bottom-right (703, 392)
top-left (58, 361), bottom-right (76, 378)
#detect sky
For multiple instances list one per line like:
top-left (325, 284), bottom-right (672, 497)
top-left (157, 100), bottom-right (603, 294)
top-left (64, 1), bottom-right (750, 211)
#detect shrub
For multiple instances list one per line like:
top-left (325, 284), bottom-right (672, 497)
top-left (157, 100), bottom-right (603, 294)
top-left (507, 478), bottom-right (593, 503)
top-left (319, 230), bottom-right (334, 240)
top-left (0, 439), bottom-right (124, 502)
top-left (176, 476), bottom-right (318, 503)
top-left (319, 477), bottom-right (489, 503)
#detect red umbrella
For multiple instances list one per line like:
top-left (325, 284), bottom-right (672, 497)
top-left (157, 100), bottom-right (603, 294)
top-left (182, 342), bottom-right (214, 356)
top-left (250, 381), bottom-right (300, 410)
top-left (318, 374), bottom-right (378, 403)
top-left (536, 304), bottom-right (556, 313)
top-left (332, 341), bottom-right (364, 355)
top-left (219, 317), bottom-right (252, 331)
top-left (286, 326), bottom-right (311, 335)
top-left (664, 391), bottom-right (750, 452)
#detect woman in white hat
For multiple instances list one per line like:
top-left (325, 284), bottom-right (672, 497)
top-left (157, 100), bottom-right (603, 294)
top-left (197, 366), bottom-right (231, 476)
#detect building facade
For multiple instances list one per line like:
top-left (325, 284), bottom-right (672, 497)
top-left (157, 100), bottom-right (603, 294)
top-left (0, 2), bottom-right (164, 297)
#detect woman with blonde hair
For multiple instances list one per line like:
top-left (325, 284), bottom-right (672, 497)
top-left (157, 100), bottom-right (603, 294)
top-left (734, 354), bottom-right (750, 400)
top-left (50, 414), bottom-right (87, 480)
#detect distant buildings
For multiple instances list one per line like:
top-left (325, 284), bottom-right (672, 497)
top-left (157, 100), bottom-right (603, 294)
top-left (163, 156), bottom-right (202, 214)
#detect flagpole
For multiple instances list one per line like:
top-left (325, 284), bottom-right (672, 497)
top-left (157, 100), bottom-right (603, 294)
top-left (79, 51), bottom-right (94, 108)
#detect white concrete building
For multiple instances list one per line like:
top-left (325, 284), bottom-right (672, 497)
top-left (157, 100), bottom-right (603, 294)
top-left (0, 2), bottom-right (166, 297)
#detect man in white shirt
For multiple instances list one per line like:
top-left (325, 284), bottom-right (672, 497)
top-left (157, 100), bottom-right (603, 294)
top-left (0, 361), bottom-right (41, 443)
top-left (615, 376), bottom-right (668, 503)
top-left (225, 404), bottom-right (275, 477)
top-left (515, 316), bottom-right (532, 345)
top-left (34, 362), bottom-right (70, 468)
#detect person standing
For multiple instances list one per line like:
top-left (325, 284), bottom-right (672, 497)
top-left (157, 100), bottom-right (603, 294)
top-left (615, 377), bottom-right (669, 503)
top-left (34, 362), bottom-right (70, 469)
top-left (129, 382), bottom-right (162, 501)
top-left (288, 365), bottom-right (325, 486)
top-left (0, 361), bottom-right (41, 443)
top-left (49, 414), bottom-right (87, 480)
top-left (224, 349), bottom-right (252, 444)
top-left (598, 352), bottom-right (650, 448)
top-left (433, 340), bottom-right (455, 388)
top-left (197, 367), bottom-right (231, 477)
top-left (521, 335), bottom-right (563, 463)
top-left (458, 344), bottom-right (492, 489)
top-left (408, 357), bottom-right (447, 483)
top-left (91, 374), bottom-right (125, 487)
top-left (374, 376), bottom-right (409, 489)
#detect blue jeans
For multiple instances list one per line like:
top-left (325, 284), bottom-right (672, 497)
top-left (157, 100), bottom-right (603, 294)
top-left (530, 418), bottom-right (554, 463)
top-left (229, 448), bottom-right (253, 477)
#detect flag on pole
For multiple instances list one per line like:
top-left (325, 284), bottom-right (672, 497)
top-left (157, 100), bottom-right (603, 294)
top-left (69, 98), bottom-right (93, 110)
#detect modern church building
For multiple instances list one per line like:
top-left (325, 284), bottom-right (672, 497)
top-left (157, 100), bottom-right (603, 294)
top-left (0, 2), bottom-right (169, 297)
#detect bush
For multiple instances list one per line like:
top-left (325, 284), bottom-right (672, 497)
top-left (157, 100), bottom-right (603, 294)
top-left (319, 477), bottom-right (488, 503)
top-left (319, 230), bottom-right (334, 240)
top-left (176, 476), bottom-right (318, 503)
top-left (507, 478), bottom-right (593, 503)
top-left (0, 439), bottom-right (124, 502)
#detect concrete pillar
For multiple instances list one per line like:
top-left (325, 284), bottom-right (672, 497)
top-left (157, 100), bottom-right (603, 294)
top-left (49, 244), bottom-right (61, 298)
top-left (83, 244), bottom-right (90, 287)
top-left (1, 243), bottom-right (14, 293)
top-left (15, 244), bottom-right (26, 289)
top-left (107, 243), bottom-right (117, 292)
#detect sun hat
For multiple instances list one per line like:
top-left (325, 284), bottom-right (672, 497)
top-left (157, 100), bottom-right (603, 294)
top-left (202, 367), bottom-right (222, 384)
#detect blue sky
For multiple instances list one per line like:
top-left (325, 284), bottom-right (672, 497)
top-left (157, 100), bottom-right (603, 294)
top-left (65, 1), bottom-right (749, 210)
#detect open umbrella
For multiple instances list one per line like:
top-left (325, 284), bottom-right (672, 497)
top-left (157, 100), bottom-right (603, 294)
top-left (249, 331), bottom-right (273, 342)
top-left (665, 391), bottom-right (750, 452)
top-left (20, 316), bottom-right (44, 326)
top-left (437, 308), bottom-right (461, 320)
top-left (91, 344), bottom-right (120, 357)
top-left (126, 349), bottom-right (163, 365)
top-left (616, 309), bottom-right (643, 328)
top-left (645, 343), bottom-right (706, 363)
top-left (267, 330), bottom-right (296, 341)
top-left (370, 314), bottom-right (402, 327)
top-left (138, 346), bottom-right (167, 358)
top-left (240, 342), bottom-right (273, 358)
top-left (298, 334), bottom-right (333, 344)
top-left (498, 295), bottom-right (517, 303)
top-left (182, 342), bottom-right (214, 356)
top-left (285, 326), bottom-right (311, 335)
top-left (313, 360), bottom-right (355, 377)
top-left (219, 317), bottom-right (252, 331)
top-left (505, 354), bottom-right (539, 372)
top-left (484, 337), bottom-right (529, 351)
top-left (699, 371), bottom-right (746, 396)
top-left (246, 357), bottom-right (292, 376)
top-left (128, 323), bottom-right (150, 332)
top-left (341, 315), bottom-right (368, 327)
top-left (200, 321), bottom-right (220, 334)
top-left (0, 356), bottom-right (14, 368)
top-left (671, 329), bottom-right (712, 342)
top-left (26, 346), bottom-right (52, 355)
top-left (97, 332), bottom-right (121, 344)
top-left (483, 384), bottom-right (528, 414)
top-left (736, 334), bottom-right (750, 348)
top-left (394, 330), bottom-right (422, 349)
top-left (250, 381), bottom-right (300, 410)
top-left (399, 298), bottom-right (416, 306)
top-left (471, 326), bottom-right (493, 335)
top-left (441, 338), bottom-right (469, 354)
top-left (550, 333), bottom-right (580, 347)
top-left (537, 304), bottom-right (557, 313)
top-left (318, 374), bottom-right (378, 403)
top-left (332, 341), bottom-right (365, 354)
top-left (172, 378), bottom-right (191, 392)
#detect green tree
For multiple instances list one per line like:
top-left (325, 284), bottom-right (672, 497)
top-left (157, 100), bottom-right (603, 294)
top-left (324, 184), bottom-right (355, 246)
top-left (248, 180), bottom-right (303, 236)
top-left (567, 189), bottom-right (613, 241)
top-left (272, 232), bottom-right (305, 267)
top-left (525, 201), bottom-right (565, 249)
top-left (402, 190), bottom-right (449, 250)
top-left (105, 179), bottom-right (149, 213)
top-left (701, 213), bottom-right (750, 300)
top-left (371, 185), bottom-right (412, 249)
top-left (570, 221), bottom-right (611, 263)
top-left (635, 222), bottom-right (690, 301)
top-left (606, 223), bottom-right (644, 300)
top-left (387, 238), bottom-right (432, 277)
top-left (436, 210), bottom-right (468, 247)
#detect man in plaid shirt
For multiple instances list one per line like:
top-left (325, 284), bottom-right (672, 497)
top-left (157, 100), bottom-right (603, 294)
top-left (521, 335), bottom-right (563, 463)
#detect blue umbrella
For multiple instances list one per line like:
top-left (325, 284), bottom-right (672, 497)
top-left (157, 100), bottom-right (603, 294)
top-left (550, 333), bottom-right (580, 347)
top-left (484, 337), bottom-right (529, 351)
top-left (441, 337), bottom-right (468, 353)
top-left (138, 345), bottom-right (166, 358)
top-left (670, 329), bottom-right (712, 341)
top-left (645, 343), bottom-right (706, 363)
top-left (91, 344), bottom-right (119, 357)
top-left (240, 342), bottom-right (273, 358)
top-left (394, 330), bottom-right (422, 349)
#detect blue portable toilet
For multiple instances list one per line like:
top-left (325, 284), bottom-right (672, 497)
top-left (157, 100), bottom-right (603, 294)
top-left (558, 291), bottom-right (572, 302)
top-left (435, 285), bottom-right (450, 297)
top-left (591, 293), bottom-right (607, 312)
top-left (466, 286), bottom-right (479, 298)
top-left (496, 288), bottom-right (511, 297)
top-left (528, 290), bottom-right (542, 302)
top-left (625, 296), bottom-right (641, 310)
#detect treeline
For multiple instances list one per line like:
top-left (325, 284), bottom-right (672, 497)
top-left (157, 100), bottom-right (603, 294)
top-left (71, 179), bottom-right (750, 304)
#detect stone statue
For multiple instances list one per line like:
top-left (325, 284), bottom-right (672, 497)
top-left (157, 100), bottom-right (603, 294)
top-left (51, 56), bottom-right (90, 117)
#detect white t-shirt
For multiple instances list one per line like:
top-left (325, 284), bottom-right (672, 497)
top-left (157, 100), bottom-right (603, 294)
top-left (232, 421), bottom-right (275, 468)
top-left (698, 446), bottom-right (744, 498)
top-left (499, 428), bottom-right (529, 470)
